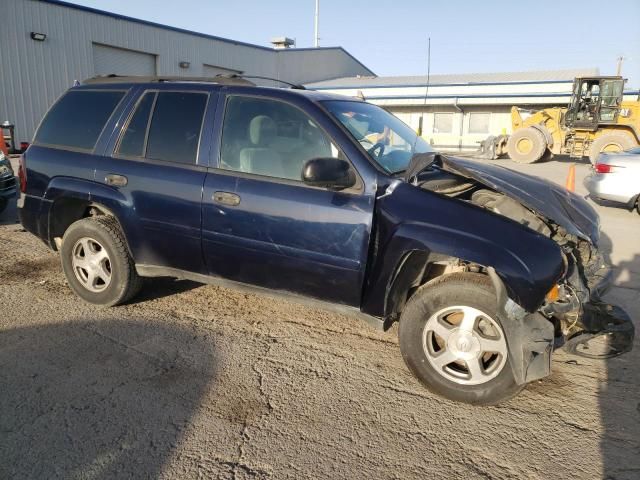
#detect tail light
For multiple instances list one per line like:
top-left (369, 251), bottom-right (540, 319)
top-left (595, 162), bottom-right (622, 174)
top-left (18, 154), bottom-right (27, 193)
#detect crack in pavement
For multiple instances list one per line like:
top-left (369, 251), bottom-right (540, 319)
top-left (232, 342), bottom-right (275, 480)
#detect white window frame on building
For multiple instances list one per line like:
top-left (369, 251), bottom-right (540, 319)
top-left (433, 112), bottom-right (454, 134)
top-left (467, 112), bottom-right (492, 135)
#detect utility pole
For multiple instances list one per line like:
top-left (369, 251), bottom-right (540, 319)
top-left (616, 56), bottom-right (625, 76)
top-left (314, 0), bottom-right (320, 47)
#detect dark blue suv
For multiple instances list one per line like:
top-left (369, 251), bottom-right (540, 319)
top-left (18, 75), bottom-right (633, 404)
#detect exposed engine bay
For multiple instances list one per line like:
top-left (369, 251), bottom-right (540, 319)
top-left (411, 160), bottom-right (634, 359)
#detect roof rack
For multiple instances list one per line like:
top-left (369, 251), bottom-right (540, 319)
top-left (82, 74), bottom-right (256, 86)
top-left (240, 75), bottom-right (306, 90)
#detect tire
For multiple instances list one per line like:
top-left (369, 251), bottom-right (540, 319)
top-left (589, 132), bottom-right (636, 164)
top-left (60, 216), bottom-right (143, 306)
top-left (398, 273), bottom-right (523, 405)
top-left (506, 127), bottom-right (547, 164)
top-left (0, 198), bottom-right (7, 215)
top-left (540, 149), bottom-right (554, 162)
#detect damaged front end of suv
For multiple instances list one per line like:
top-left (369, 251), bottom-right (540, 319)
top-left (409, 154), bottom-right (634, 364)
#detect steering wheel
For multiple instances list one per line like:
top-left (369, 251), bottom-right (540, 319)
top-left (367, 142), bottom-right (385, 157)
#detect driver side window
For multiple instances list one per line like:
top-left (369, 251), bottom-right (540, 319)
top-left (219, 96), bottom-right (341, 181)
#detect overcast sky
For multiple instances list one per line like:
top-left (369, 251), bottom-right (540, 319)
top-left (72, 0), bottom-right (640, 88)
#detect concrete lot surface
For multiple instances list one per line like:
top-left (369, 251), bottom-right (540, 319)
top-left (1, 156), bottom-right (639, 479)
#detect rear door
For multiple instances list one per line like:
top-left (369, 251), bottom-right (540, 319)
top-left (201, 93), bottom-right (374, 306)
top-left (97, 87), bottom-right (214, 274)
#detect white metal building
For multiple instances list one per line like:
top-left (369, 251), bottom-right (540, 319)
top-left (0, 0), bottom-right (374, 144)
top-left (307, 70), bottom-right (640, 151)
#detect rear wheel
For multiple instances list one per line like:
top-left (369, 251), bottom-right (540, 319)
top-left (0, 198), bottom-right (7, 215)
top-left (589, 132), bottom-right (636, 164)
top-left (506, 127), bottom-right (547, 164)
top-left (61, 216), bottom-right (142, 306)
top-left (398, 273), bottom-right (522, 405)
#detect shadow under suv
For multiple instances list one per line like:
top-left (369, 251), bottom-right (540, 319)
top-left (18, 75), bottom-right (634, 405)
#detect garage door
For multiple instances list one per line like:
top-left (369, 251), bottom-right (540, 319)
top-left (203, 64), bottom-right (242, 77)
top-left (93, 44), bottom-right (157, 76)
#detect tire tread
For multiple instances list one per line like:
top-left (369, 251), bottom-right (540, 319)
top-left (92, 215), bottom-right (143, 303)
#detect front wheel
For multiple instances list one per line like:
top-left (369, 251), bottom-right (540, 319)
top-left (398, 273), bottom-right (523, 405)
top-left (60, 216), bottom-right (142, 306)
top-left (506, 127), bottom-right (547, 164)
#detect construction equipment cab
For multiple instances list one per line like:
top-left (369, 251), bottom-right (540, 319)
top-left (565, 77), bottom-right (626, 129)
top-left (499, 76), bottom-right (640, 164)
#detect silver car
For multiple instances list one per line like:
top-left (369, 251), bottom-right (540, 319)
top-left (584, 146), bottom-right (640, 214)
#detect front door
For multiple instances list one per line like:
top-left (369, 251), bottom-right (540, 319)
top-left (201, 94), bottom-right (374, 306)
top-left (598, 78), bottom-right (624, 123)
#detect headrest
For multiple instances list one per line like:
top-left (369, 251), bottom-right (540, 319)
top-left (249, 115), bottom-right (276, 146)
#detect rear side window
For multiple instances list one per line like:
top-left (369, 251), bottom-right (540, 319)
top-left (35, 90), bottom-right (125, 150)
top-left (147, 92), bottom-right (207, 164)
top-left (118, 92), bottom-right (155, 157)
top-left (117, 91), bottom-right (208, 164)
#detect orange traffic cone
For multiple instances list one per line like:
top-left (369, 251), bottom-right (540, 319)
top-left (565, 164), bottom-right (576, 192)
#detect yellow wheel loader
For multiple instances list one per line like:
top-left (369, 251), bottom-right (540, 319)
top-left (482, 76), bottom-right (640, 164)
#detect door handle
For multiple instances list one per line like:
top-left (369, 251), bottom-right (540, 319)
top-left (105, 174), bottom-right (128, 187)
top-left (213, 191), bottom-right (241, 206)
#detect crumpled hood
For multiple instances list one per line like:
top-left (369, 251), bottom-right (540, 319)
top-left (440, 156), bottom-right (600, 244)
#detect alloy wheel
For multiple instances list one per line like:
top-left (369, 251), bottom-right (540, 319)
top-left (71, 237), bottom-right (112, 293)
top-left (422, 306), bottom-right (508, 385)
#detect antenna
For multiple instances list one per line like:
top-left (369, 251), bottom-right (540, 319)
top-left (414, 37), bottom-right (431, 149)
top-left (314, 0), bottom-right (320, 47)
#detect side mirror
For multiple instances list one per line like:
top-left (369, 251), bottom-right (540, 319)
top-left (302, 158), bottom-right (356, 190)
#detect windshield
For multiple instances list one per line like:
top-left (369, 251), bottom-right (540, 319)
top-left (324, 100), bottom-right (434, 173)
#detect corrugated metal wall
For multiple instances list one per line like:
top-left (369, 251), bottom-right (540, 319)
top-left (276, 49), bottom-right (374, 85)
top-left (203, 64), bottom-right (242, 77)
top-left (0, 0), bottom-right (372, 143)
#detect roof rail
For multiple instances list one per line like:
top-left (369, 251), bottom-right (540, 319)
top-left (240, 75), bottom-right (306, 90)
top-left (82, 74), bottom-right (256, 86)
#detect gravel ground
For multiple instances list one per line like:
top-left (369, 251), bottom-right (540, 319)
top-left (1, 157), bottom-right (639, 479)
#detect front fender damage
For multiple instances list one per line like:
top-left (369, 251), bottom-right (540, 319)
top-left (487, 266), bottom-right (635, 385)
top-left (488, 267), bottom-right (554, 385)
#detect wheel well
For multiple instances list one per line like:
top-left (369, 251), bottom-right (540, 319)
top-left (593, 126), bottom-right (639, 143)
top-left (530, 124), bottom-right (553, 148)
top-left (385, 252), bottom-right (488, 321)
top-left (49, 199), bottom-right (115, 250)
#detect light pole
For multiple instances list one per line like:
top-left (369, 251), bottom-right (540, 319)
top-left (616, 56), bottom-right (625, 76)
top-left (314, 0), bottom-right (320, 47)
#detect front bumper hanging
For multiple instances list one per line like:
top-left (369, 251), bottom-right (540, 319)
top-left (563, 302), bottom-right (635, 359)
